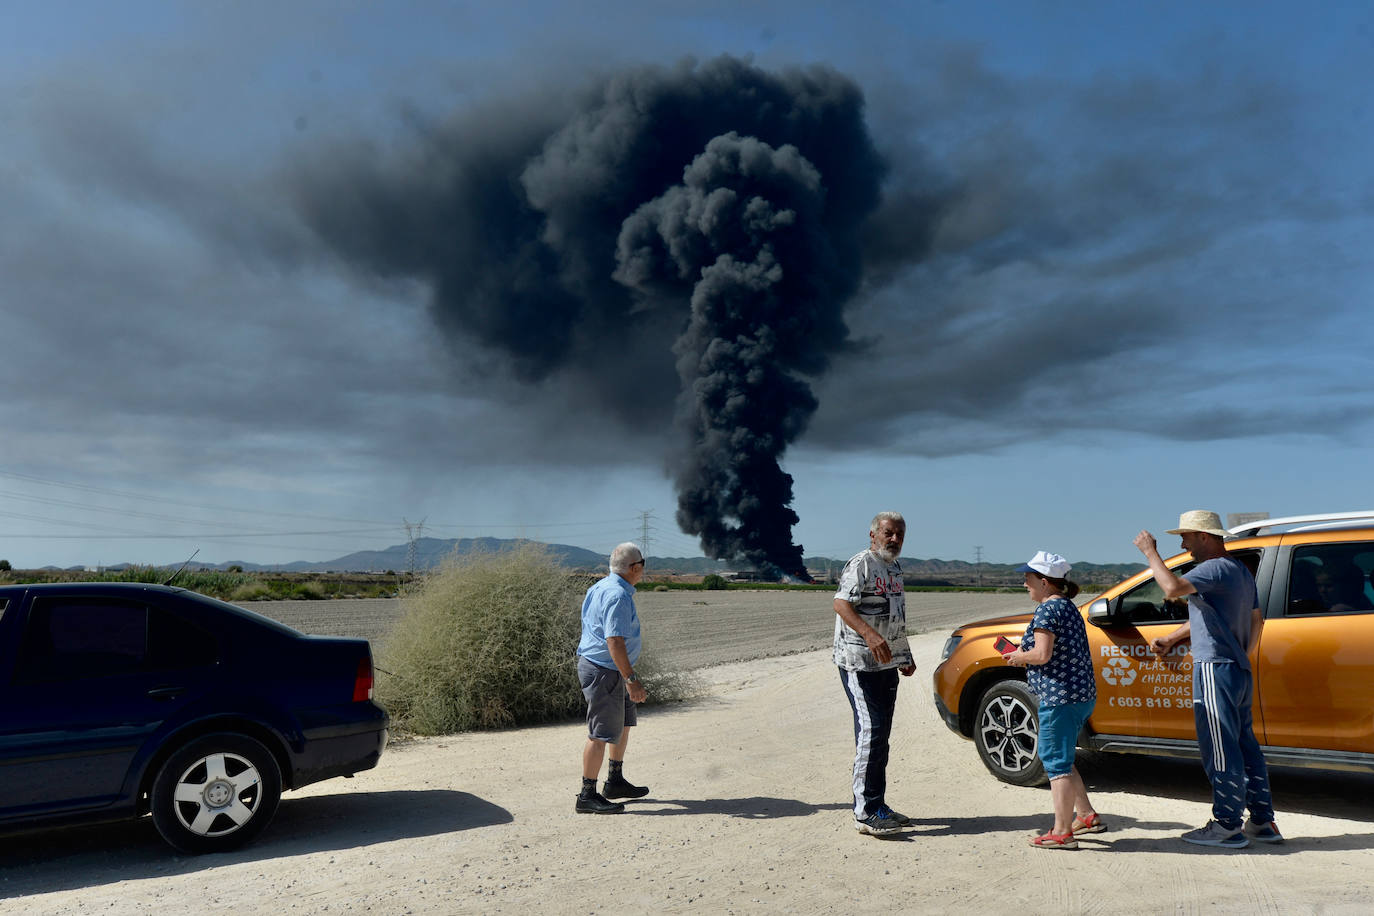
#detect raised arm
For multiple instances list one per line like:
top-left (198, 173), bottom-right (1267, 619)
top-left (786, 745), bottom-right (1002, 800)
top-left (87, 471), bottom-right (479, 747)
top-left (1133, 530), bottom-right (1198, 600)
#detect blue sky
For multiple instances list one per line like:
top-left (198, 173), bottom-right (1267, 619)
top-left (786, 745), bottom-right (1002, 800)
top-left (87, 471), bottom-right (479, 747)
top-left (1, 1), bottom-right (1371, 570)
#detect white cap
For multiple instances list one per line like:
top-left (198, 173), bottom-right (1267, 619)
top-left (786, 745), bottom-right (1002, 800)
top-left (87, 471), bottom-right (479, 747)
top-left (1017, 550), bottom-right (1071, 579)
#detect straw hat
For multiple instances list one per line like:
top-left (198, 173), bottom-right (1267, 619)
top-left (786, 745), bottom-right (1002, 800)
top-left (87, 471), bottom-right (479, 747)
top-left (1165, 510), bottom-right (1230, 538)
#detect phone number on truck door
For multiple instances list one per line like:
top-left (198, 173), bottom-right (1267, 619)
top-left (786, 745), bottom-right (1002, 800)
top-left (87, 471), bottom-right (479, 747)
top-left (1106, 696), bottom-right (1192, 709)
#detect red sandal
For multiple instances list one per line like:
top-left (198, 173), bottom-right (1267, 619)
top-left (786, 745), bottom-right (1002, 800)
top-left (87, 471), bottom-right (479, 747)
top-left (1029, 831), bottom-right (1078, 849)
top-left (1072, 812), bottom-right (1107, 835)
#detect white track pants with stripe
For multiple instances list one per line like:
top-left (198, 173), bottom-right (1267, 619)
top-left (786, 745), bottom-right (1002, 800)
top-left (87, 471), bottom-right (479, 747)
top-left (839, 667), bottom-right (899, 819)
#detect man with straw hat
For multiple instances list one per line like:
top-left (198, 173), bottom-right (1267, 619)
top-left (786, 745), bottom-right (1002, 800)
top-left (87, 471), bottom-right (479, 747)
top-left (1133, 510), bottom-right (1282, 848)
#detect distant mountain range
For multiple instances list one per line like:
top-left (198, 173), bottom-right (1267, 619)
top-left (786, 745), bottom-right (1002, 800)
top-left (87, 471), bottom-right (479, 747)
top-left (210, 537), bottom-right (609, 574)
top-left (79, 536), bottom-right (1141, 586)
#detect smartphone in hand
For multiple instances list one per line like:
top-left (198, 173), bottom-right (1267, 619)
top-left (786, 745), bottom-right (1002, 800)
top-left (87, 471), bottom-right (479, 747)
top-left (994, 635), bottom-right (1018, 656)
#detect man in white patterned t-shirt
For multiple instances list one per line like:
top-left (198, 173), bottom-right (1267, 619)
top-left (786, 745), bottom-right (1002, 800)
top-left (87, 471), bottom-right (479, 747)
top-left (832, 511), bottom-right (916, 837)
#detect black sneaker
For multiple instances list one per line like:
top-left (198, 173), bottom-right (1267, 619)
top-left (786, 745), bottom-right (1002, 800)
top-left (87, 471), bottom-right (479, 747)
top-left (876, 805), bottom-right (912, 827)
top-left (575, 791), bottom-right (625, 814)
top-left (602, 776), bottom-right (650, 800)
top-left (855, 811), bottom-right (903, 837)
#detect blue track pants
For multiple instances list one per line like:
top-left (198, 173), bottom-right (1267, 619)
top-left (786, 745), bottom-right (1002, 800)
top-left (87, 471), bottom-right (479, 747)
top-left (1193, 660), bottom-right (1276, 829)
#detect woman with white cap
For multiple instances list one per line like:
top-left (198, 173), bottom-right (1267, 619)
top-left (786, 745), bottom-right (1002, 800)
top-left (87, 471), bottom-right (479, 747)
top-left (1003, 550), bottom-right (1104, 849)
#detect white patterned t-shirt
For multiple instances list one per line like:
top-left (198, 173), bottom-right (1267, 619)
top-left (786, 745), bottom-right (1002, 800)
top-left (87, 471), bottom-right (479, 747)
top-left (832, 550), bottom-right (913, 671)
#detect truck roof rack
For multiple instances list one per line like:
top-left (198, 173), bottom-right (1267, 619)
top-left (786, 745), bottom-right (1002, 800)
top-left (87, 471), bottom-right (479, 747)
top-left (1228, 511), bottom-right (1374, 536)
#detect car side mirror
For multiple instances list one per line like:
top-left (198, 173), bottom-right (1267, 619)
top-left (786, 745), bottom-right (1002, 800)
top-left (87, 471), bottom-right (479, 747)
top-left (1086, 597), bottom-right (1122, 628)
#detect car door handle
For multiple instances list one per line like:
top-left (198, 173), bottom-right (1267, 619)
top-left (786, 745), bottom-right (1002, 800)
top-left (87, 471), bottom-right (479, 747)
top-left (147, 686), bottom-right (187, 700)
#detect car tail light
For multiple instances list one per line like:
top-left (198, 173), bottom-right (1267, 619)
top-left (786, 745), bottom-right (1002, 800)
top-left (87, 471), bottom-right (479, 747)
top-left (352, 656), bottom-right (374, 702)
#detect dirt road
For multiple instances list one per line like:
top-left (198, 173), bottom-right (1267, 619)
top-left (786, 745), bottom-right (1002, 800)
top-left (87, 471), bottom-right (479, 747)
top-left (5, 601), bottom-right (1374, 915)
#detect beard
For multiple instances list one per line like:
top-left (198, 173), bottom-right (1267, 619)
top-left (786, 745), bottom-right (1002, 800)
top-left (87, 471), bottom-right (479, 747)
top-left (873, 546), bottom-right (899, 564)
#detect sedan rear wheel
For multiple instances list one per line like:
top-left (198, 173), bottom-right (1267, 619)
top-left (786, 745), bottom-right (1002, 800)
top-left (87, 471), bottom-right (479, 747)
top-left (151, 733), bottom-right (282, 853)
top-left (974, 680), bottom-right (1046, 786)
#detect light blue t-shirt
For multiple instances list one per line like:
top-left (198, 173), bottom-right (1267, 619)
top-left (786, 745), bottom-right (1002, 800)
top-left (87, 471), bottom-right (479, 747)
top-left (1183, 556), bottom-right (1259, 669)
top-left (576, 573), bottom-right (641, 669)
top-left (1020, 596), bottom-right (1096, 707)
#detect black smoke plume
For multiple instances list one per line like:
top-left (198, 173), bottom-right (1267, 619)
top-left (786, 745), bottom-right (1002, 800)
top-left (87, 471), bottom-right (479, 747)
top-left (295, 56), bottom-right (918, 576)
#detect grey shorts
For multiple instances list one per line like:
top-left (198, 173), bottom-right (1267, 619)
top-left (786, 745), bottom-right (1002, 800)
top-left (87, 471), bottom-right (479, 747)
top-left (578, 656), bottom-right (637, 742)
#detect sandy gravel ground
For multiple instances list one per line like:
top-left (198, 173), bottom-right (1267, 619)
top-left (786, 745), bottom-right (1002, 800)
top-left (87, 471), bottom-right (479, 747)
top-left (5, 596), bottom-right (1374, 914)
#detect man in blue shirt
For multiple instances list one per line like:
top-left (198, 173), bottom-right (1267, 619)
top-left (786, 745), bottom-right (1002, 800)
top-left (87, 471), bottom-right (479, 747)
top-left (1135, 510), bottom-right (1282, 848)
top-left (575, 542), bottom-right (650, 814)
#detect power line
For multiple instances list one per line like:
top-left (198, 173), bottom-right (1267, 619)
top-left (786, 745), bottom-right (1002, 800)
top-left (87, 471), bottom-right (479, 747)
top-left (0, 470), bottom-right (389, 526)
top-left (0, 468), bottom-right (645, 534)
top-left (0, 468), bottom-right (746, 564)
top-left (648, 533), bottom-right (704, 556)
top-left (426, 517), bottom-right (641, 531)
top-left (0, 527), bottom-right (396, 539)
top-left (0, 489), bottom-right (355, 532)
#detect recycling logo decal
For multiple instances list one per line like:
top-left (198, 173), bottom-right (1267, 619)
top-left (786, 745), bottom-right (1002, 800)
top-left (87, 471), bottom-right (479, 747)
top-left (1102, 656), bottom-right (1137, 686)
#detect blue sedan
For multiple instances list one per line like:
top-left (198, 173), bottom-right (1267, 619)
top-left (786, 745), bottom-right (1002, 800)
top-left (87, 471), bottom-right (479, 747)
top-left (0, 582), bottom-right (388, 853)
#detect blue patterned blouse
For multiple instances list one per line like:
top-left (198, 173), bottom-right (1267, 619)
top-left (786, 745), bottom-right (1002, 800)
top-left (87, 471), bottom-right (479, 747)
top-left (1020, 596), bottom-right (1096, 707)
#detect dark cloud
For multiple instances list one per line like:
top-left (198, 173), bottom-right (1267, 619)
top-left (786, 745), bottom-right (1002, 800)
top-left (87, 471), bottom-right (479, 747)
top-left (803, 47), bottom-right (1374, 455)
top-left (0, 79), bottom-right (477, 488)
top-left (283, 48), bottom-right (1374, 563)
top-left (292, 55), bottom-right (942, 572)
top-left (7, 36), bottom-right (1368, 562)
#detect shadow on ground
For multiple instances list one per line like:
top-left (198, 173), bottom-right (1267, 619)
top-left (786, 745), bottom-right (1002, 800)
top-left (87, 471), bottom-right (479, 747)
top-left (1073, 750), bottom-right (1374, 823)
top-left (0, 789), bottom-right (507, 900)
top-left (913, 807), bottom-right (1374, 854)
top-left (624, 796), bottom-right (849, 819)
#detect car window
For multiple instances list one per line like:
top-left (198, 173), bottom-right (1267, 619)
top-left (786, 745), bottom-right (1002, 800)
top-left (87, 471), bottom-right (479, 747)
top-left (148, 606), bottom-right (220, 669)
top-left (1287, 545), bottom-right (1374, 616)
top-left (1116, 548), bottom-right (1262, 625)
top-left (14, 598), bottom-right (220, 683)
top-left (179, 590), bottom-right (303, 637)
top-left (1119, 570), bottom-right (1192, 625)
top-left (16, 598), bottom-right (149, 682)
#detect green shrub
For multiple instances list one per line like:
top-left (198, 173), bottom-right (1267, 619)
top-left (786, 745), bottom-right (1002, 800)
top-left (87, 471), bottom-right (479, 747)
top-left (283, 581), bottom-right (327, 600)
top-left (378, 542), bottom-right (693, 735)
top-left (102, 565), bottom-right (253, 596)
top-left (376, 543), bottom-right (582, 734)
top-left (229, 581), bottom-right (272, 602)
top-left (183, 570), bottom-right (254, 595)
top-left (107, 564), bottom-right (165, 584)
top-left (701, 573), bottom-right (729, 590)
